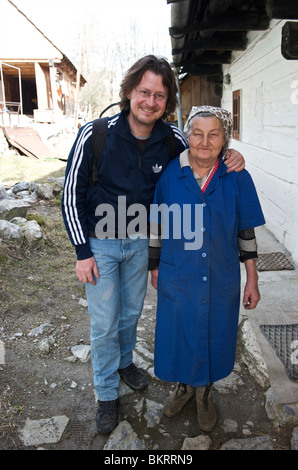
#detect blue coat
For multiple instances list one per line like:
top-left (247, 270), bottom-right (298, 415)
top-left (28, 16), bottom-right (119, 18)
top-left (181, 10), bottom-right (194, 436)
top-left (151, 156), bottom-right (265, 386)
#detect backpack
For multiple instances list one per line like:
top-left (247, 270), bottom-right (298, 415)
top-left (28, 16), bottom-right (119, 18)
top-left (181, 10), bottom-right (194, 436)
top-left (90, 115), bottom-right (177, 186)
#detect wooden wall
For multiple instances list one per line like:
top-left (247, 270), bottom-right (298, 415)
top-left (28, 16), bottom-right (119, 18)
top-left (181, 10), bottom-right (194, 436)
top-left (221, 20), bottom-right (298, 263)
top-left (180, 75), bottom-right (221, 120)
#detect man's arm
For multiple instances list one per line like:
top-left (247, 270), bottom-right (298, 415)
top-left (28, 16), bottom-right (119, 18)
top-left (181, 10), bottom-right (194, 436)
top-left (225, 149), bottom-right (245, 172)
top-left (61, 122), bottom-right (99, 284)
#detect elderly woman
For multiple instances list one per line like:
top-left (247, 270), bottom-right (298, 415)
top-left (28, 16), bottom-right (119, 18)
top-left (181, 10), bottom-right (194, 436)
top-left (149, 106), bottom-right (265, 432)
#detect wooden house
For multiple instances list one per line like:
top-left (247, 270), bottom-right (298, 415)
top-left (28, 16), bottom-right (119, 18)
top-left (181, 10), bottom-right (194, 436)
top-left (0, 0), bottom-right (86, 125)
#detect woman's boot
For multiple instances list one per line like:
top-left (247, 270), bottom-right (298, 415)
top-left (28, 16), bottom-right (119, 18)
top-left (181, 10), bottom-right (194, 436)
top-left (195, 384), bottom-right (217, 431)
top-left (163, 383), bottom-right (195, 417)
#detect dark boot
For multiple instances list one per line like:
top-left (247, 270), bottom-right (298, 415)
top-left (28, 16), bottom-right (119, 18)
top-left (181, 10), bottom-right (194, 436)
top-left (119, 363), bottom-right (148, 391)
top-left (96, 398), bottom-right (118, 434)
top-left (195, 384), bottom-right (217, 432)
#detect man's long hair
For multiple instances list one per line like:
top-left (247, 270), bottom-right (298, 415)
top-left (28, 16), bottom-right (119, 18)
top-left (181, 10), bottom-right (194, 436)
top-left (119, 55), bottom-right (178, 120)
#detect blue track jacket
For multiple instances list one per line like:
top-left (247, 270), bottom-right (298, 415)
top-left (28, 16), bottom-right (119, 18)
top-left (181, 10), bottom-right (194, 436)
top-left (61, 111), bottom-right (188, 260)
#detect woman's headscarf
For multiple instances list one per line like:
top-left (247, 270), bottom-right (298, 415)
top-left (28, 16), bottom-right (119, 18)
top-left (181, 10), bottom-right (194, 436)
top-left (184, 105), bottom-right (233, 158)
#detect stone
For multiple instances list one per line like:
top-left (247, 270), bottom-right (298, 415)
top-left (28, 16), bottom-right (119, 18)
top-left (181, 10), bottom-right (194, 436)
top-left (239, 319), bottom-right (270, 388)
top-left (182, 435), bottom-right (211, 450)
top-left (0, 179), bottom-right (8, 200)
top-left (265, 387), bottom-right (298, 425)
top-left (38, 338), bottom-right (51, 355)
top-left (12, 182), bottom-right (30, 194)
top-left (0, 199), bottom-right (29, 220)
top-left (47, 177), bottom-right (64, 194)
top-left (144, 399), bottom-right (163, 428)
top-left (103, 420), bottom-right (146, 450)
top-left (0, 219), bottom-right (23, 242)
top-left (19, 415), bottom-right (69, 446)
top-left (28, 323), bottom-right (54, 337)
top-left (222, 418), bottom-right (238, 433)
top-left (34, 183), bottom-right (54, 200)
top-left (291, 427), bottom-right (298, 450)
top-left (214, 371), bottom-right (244, 394)
top-left (22, 220), bottom-right (43, 245)
top-left (70, 344), bottom-right (91, 363)
top-left (220, 435), bottom-right (274, 450)
top-left (10, 217), bottom-right (27, 226)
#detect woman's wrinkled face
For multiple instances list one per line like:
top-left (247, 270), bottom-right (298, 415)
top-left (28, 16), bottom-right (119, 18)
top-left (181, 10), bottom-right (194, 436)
top-left (188, 116), bottom-right (225, 161)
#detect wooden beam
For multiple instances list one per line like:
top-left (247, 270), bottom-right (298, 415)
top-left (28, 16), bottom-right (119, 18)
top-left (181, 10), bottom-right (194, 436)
top-left (176, 51), bottom-right (232, 66)
top-left (172, 34), bottom-right (247, 55)
top-left (180, 65), bottom-right (223, 76)
top-left (169, 12), bottom-right (270, 35)
top-left (266, 0), bottom-right (298, 19)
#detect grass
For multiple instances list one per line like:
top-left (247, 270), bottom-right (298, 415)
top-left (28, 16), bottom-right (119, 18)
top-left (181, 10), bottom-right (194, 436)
top-left (0, 154), bottom-right (66, 186)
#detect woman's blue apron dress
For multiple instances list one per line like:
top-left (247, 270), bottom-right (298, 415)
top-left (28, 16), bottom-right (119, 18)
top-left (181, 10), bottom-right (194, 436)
top-left (150, 156), bottom-right (265, 387)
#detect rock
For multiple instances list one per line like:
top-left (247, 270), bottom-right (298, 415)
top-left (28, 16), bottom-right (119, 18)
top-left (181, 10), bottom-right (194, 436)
top-left (38, 336), bottom-right (55, 355)
top-left (220, 435), bottom-right (274, 450)
top-left (78, 298), bottom-right (88, 308)
top-left (12, 182), bottom-right (30, 194)
top-left (22, 220), bottom-right (43, 245)
top-left (144, 399), bottom-right (163, 428)
top-left (239, 319), bottom-right (270, 388)
top-left (19, 415), bottom-right (69, 446)
top-left (103, 420), bottom-right (146, 450)
top-left (265, 387), bottom-right (298, 425)
top-left (181, 435), bottom-right (212, 450)
top-left (291, 427), bottom-right (298, 450)
top-left (34, 183), bottom-right (54, 200)
top-left (28, 323), bottom-right (54, 337)
top-left (0, 199), bottom-right (29, 220)
top-left (214, 371), bottom-right (244, 394)
top-left (10, 217), bottom-right (27, 226)
top-left (222, 418), bottom-right (238, 433)
top-left (38, 338), bottom-right (51, 355)
top-left (70, 344), bottom-right (91, 363)
top-left (0, 220), bottom-right (23, 243)
top-left (0, 179), bottom-right (8, 200)
top-left (47, 177), bottom-right (64, 194)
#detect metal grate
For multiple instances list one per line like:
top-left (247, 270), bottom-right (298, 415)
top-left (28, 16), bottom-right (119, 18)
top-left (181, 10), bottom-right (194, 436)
top-left (260, 324), bottom-right (298, 380)
top-left (256, 252), bottom-right (295, 272)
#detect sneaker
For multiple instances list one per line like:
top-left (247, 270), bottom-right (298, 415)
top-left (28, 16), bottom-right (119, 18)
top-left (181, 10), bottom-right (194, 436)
top-left (119, 363), bottom-right (148, 391)
top-left (96, 399), bottom-right (118, 434)
top-left (163, 383), bottom-right (195, 417)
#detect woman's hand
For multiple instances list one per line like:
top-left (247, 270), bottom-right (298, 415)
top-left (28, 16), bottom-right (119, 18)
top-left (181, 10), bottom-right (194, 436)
top-left (150, 268), bottom-right (159, 289)
top-left (243, 259), bottom-right (260, 309)
top-left (225, 149), bottom-right (245, 172)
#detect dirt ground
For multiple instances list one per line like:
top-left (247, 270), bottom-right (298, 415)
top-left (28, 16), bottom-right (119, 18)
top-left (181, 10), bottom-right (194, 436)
top-left (0, 200), bottom-right (295, 451)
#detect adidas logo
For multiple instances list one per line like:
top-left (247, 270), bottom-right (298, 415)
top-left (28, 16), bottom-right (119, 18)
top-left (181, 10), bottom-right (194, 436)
top-left (152, 164), bottom-right (162, 174)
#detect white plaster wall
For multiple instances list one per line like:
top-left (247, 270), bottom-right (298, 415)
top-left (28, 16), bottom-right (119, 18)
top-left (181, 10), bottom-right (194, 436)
top-left (222, 20), bottom-right (298, 263)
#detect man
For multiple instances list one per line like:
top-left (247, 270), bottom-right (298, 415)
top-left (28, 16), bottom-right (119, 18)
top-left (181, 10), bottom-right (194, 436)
top-left (61, 55), bottom-right (245, 434)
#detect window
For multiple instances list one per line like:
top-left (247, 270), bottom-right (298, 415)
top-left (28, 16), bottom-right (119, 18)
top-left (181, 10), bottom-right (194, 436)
top-left (282, 22), bottom-right (298, 60)
top-left (232, 89), bottom-right (240, 140)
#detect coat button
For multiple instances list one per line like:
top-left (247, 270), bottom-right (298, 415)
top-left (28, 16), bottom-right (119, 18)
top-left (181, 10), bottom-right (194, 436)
top-left (203, 276), bottom-right (208, 281)
top-left (202, 253), bottom-right (207, 257)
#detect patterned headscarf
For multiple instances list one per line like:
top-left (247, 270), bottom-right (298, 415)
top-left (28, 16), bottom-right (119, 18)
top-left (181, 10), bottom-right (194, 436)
top-left (184, 105), bottom-right (232, 157)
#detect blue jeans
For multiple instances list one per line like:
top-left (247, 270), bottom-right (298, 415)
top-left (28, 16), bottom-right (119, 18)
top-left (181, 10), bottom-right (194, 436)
top-left (86, 237), bottom-right (149, 401)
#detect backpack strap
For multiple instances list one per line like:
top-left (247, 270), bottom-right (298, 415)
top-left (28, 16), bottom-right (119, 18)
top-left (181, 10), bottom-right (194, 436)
top-left (90, 117), bottom-right (108, 185)
top-left (165, 123), bottom-right (177, 161)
